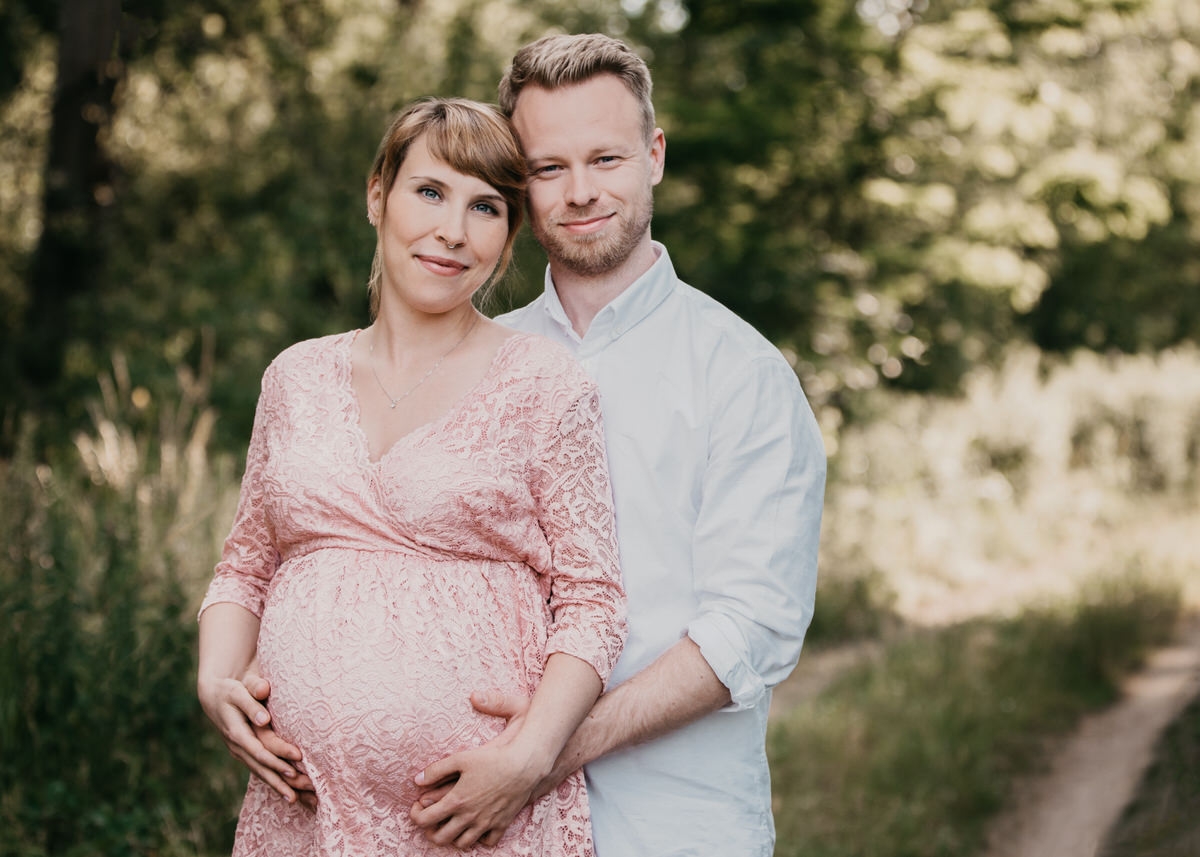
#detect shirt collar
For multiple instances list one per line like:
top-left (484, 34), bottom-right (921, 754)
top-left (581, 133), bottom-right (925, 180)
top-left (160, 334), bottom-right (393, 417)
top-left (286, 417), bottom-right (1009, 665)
top-left (540, 242), bottom-right (677, 345)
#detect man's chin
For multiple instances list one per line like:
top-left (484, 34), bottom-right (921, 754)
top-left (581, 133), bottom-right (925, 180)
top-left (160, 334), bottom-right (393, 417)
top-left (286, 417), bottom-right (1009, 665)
top-left (538, 233), bottom-right (614, 273)
top-left (554, 248), bottom-right (626, 277)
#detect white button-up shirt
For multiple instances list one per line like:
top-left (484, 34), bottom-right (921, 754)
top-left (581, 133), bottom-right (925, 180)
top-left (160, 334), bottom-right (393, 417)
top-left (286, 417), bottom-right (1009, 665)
top-left (498, 243), bottom-right (826, 857)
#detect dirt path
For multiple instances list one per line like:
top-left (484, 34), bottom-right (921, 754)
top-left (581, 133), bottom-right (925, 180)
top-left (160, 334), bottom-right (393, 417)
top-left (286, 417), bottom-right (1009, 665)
top-left (981, 614), bottom-right (1200, 857)
top-left (769, 603), bottom-right (1200, 857)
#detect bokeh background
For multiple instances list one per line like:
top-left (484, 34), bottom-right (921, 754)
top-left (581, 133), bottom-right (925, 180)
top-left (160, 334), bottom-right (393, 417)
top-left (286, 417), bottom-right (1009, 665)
top-left (2, 1), bottom-right (1198, 855)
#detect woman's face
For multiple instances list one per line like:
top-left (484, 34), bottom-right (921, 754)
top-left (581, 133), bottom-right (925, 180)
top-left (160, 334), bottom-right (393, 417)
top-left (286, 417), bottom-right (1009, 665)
top-left (368, 133), bottom-right (510, 317)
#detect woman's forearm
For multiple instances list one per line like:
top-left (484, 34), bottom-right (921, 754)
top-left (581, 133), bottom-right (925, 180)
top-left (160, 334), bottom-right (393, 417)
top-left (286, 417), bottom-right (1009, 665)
top-left (197, 602), bottom-right (261, 686)
top-left (509, 652), bottom-right (602, 773)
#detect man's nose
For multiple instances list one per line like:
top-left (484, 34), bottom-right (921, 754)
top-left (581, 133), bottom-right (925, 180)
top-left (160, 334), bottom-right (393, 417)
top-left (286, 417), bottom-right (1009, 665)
top-left (565, 170), bottom-right (599, 207)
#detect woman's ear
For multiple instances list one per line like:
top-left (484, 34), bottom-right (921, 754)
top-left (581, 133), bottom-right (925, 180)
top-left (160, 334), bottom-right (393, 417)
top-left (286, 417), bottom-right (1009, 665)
top-left (367, 176), bottom-right (382, 227)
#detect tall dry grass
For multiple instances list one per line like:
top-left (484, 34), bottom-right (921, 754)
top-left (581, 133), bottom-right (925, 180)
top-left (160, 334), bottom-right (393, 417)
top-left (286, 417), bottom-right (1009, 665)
top-left (0, 348), bottom-right (243, 856)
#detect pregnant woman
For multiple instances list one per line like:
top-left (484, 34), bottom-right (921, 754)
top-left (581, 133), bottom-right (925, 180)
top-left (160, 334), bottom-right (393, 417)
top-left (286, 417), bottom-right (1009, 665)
top-left (197, 97), bottom-right (625, 856)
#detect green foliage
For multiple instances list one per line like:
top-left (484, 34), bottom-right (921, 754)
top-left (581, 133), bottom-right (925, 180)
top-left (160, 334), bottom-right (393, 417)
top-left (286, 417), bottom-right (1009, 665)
top-left (770, 572), bottom-right (1182, 857)
top-left (806, 565), bottom-right (899, 646)
top-left (632, 0), bottom-right (887, 403)
top-left (0, 365), bottom-right (243, 856)
top-left (853, 0), bottom-right (1200, 390)
top-left (4, 0), bottom-right (1200, 442)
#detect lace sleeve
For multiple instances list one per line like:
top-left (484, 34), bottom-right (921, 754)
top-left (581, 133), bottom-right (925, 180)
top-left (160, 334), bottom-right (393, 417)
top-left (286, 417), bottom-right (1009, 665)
top-left (530, 386), bottom-right (627, 683)
top-left (198, 365), bottom-right (283, 620)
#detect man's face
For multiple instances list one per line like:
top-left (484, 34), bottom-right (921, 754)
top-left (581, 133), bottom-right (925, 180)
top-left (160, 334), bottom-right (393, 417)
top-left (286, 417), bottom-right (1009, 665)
top-left (512, 74), bottom-right (664, 277)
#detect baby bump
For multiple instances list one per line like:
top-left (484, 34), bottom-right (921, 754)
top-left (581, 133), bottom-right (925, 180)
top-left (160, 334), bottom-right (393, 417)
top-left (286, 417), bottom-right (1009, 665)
top-left (257, 551), bottom-right (549, 802)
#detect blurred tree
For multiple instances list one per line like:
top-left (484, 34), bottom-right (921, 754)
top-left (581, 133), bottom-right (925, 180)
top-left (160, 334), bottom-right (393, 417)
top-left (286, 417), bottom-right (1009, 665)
top-left (852, 0), bottom-right (1200, 392)
top-left (17, 0), bottom-right (123, 404)
top-left (626, 0), bottom-right (887, 419)
top-left (3, 0), bottom-right (1199, 451)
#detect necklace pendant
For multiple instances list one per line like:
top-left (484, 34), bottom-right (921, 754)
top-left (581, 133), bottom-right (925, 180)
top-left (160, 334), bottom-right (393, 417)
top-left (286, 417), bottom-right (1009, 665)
top-left (389, 401), bottom-right (397, 409)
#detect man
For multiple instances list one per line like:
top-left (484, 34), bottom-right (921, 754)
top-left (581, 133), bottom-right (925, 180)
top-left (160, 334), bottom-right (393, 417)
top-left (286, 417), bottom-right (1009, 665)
top-left (411, 33), bottom-right (826, 856)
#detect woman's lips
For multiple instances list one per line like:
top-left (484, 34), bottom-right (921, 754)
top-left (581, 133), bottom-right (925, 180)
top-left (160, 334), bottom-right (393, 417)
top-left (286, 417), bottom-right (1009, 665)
top-left (416, 255), bottom-right (467, 275)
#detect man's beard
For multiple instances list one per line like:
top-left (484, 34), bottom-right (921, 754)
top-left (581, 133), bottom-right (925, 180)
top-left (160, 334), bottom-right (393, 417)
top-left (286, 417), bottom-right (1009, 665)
top-left (532, 188), bottom-right (654, 277)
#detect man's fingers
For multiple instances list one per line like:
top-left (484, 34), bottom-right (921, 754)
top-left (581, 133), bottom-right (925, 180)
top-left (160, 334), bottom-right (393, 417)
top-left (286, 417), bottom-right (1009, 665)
top-left (415, 756), bottom-right (462, 790)
top-left (222, 678), bottom-right (271, 728)
top-left (228, 745), bottom-right (299, 804)
top-left (255, 721), bottom-right (303, 762)
top-left (417, 782), bottom-right (455, 808)
top-left (469, 689), bottom-right (529, 720)
top-left (482, 828), bottom-right (505, 847)
top-left (409, 790), bottom-right (454, 829)
top-left (244, 673), bottom-right (271, 702)
top-left (454, 823), bottom-right (486, 850)
top-left (425, 810), bottom-right (469, 847)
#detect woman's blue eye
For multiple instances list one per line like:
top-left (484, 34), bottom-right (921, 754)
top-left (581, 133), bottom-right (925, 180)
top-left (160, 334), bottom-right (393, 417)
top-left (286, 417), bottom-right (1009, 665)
top-left (420, 187), bottom-right (441, 200)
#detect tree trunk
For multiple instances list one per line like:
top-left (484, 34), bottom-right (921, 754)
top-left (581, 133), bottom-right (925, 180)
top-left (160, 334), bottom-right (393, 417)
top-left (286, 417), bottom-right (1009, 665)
top-left (18, 0), bottom-right (122, 399)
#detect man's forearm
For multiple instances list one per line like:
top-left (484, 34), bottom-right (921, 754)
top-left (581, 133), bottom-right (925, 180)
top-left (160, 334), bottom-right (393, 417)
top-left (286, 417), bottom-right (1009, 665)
top-left (553, 636), bottom-right (731, 777)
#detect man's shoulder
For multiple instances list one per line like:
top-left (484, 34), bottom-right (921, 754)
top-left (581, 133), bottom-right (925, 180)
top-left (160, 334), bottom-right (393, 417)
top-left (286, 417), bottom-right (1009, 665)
top-left (494, 296), bottom-right (545, 334)
top-left (668, 280), bottom-right (791, 370)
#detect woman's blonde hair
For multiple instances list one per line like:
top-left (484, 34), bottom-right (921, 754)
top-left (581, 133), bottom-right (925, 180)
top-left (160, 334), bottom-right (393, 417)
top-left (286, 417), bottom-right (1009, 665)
top-left (366, 98), bottom-right (526, 318)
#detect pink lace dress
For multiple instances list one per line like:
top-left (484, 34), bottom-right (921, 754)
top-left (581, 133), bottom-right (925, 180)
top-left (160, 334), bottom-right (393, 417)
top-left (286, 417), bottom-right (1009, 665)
top-left (200, 331), bottom-right (625, 857)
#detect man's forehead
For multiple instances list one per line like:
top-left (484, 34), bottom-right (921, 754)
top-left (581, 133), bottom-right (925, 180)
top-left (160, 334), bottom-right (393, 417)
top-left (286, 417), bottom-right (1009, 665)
top-left (512, 80), bottom-right (641, 147)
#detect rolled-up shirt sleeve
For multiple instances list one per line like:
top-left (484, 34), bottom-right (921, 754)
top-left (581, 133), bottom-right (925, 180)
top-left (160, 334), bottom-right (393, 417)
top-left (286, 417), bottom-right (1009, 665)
top-left (686, 356), bottom-right (826, 710)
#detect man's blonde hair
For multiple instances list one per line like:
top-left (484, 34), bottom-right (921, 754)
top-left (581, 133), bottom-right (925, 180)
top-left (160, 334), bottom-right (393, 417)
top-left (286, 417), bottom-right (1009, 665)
top-left (498, 33), bottom-right (656, 142)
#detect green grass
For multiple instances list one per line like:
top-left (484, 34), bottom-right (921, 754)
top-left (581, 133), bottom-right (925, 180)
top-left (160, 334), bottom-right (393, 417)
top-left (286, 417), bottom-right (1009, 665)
top-left (1099, 686), bottom-right (1200, 857)
top-left (770, 573), bottom-right (1183, 857)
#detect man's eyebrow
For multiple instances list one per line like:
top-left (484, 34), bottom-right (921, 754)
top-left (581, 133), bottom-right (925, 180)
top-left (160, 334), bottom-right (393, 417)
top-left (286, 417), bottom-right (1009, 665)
top-left (526, 143), bottom-right (633, 164)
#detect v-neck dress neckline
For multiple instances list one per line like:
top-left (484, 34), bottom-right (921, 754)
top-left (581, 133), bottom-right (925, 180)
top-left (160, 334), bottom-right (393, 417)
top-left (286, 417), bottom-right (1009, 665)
top-left (342, 329), bottom-right (524, 467)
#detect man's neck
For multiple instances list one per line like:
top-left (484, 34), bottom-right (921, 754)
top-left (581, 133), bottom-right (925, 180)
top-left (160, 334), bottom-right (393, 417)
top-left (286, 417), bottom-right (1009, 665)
top-left (551, 239), bottom-right (659, 338)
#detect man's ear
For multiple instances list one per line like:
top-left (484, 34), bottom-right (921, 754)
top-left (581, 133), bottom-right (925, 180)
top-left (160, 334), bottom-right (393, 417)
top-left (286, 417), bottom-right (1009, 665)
top-left (649, 128), bottom-right (666, 187)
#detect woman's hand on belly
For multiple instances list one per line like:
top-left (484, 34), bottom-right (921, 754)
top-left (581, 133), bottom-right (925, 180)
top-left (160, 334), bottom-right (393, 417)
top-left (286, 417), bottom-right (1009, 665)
top-left (198, 668), bottom-right (315, 808)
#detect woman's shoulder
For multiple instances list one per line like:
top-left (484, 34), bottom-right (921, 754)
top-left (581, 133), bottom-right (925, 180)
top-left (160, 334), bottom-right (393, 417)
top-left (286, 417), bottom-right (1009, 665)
top-left (261, 330), bottom-right (356, 388)
top-left (492, 331), bottom-right (592, 390)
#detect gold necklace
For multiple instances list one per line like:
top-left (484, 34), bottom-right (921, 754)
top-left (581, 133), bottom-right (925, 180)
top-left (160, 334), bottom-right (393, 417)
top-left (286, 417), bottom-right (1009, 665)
top-left (368, 314), bottom-right (478, 409)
